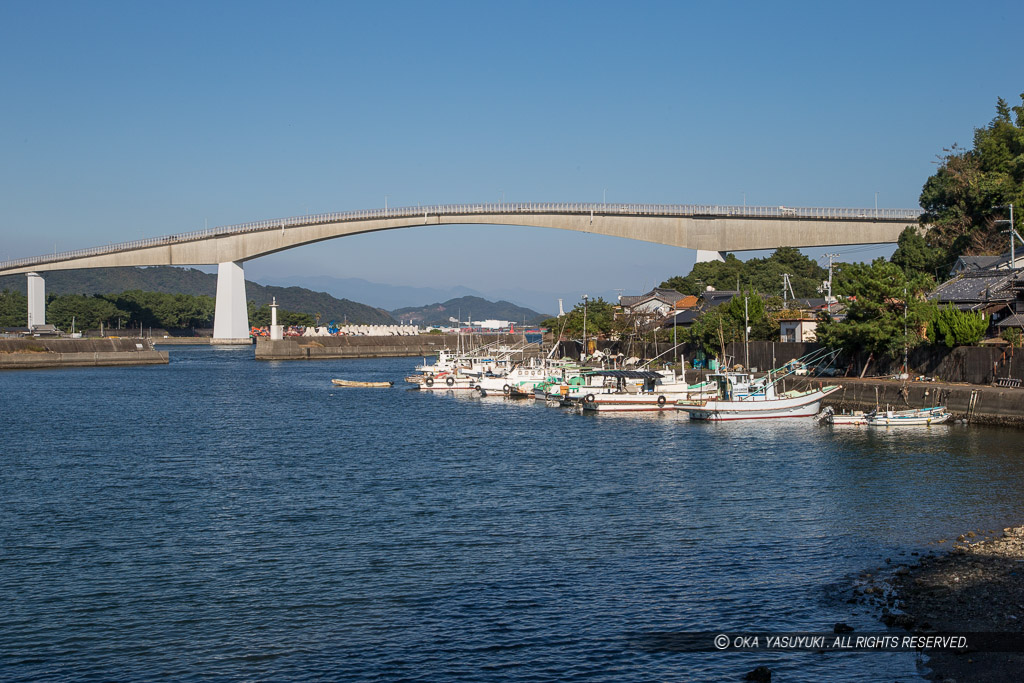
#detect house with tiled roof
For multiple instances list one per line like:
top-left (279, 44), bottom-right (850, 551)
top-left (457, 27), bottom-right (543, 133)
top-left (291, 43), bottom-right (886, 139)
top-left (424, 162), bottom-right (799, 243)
top-left (930, 269), bottom-right (1024, 334)
top-left (618, 287), bottom-right (684, 315)
top-left (930, 270), bottom-right (1017, 313)
top-left (949, 252), bottom-right (1024, 277)
top-left (994, 274), bottom-right (1024, 334)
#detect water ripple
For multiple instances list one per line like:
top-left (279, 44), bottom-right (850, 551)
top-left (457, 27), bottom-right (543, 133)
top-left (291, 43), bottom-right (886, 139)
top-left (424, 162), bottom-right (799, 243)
top-left (3, 351), bottom-right (1024, 681)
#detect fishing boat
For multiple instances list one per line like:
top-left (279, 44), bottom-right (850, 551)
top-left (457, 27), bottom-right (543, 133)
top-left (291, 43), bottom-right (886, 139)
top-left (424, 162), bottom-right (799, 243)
top-left (576, 370), bottom-right (717, 412)
top-left (866, 406), bottom-right (952, 426)
top-left (331, 379), bottom-right (394, 388)
top-left (815, 406), bottom-right (870, 425)
top-left (407, 341), bottom-right (538, 387)
top-left (415, 370), bottom-right (477, 391)
top-left (817, 405), bottom-right (953, 426)
top-left (475, 357), bottom-right (579, 397)
top-left (675, 352), bottom-right (842, 422)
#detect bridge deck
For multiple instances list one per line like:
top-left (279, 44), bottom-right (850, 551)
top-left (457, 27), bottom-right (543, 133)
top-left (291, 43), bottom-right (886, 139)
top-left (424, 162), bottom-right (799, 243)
top-left (0, 202), bottom-right (921, 274)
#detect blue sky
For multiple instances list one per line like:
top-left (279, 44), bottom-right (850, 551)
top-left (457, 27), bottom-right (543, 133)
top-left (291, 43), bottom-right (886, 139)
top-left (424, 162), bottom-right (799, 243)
top-left (2, 1), bottom-right (1022, 312)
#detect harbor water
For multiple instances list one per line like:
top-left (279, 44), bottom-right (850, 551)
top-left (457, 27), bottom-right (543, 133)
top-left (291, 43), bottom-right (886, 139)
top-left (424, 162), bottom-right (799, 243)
top-left (3, 347), bottom-right (1024, 681)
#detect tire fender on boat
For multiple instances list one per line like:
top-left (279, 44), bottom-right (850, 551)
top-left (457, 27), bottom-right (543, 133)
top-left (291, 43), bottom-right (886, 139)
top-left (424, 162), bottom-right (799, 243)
top-left (446, 376), bottom-right (455, 387)
top-left (585, 394), bottom-right (595, 403)
top-left (425, 377), bottom-right (434, 387)
top-left (503, 384), bottom-right (511, 395)
top-left (657, 395), bottom-right (666, 406)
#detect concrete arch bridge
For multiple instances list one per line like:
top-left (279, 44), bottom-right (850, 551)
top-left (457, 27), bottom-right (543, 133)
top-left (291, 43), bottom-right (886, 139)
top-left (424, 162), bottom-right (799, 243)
top-left (0, 202), bottom-right (922, 341)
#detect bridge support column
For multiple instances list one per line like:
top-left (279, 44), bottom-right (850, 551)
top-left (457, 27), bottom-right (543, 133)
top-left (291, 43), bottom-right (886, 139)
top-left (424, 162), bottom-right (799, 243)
top-left (27, 272), bottom-right (45, 329)
top-left (695, 250), bottom-right (727, 263)
top-left (212, 261), bottom-right (251, 344)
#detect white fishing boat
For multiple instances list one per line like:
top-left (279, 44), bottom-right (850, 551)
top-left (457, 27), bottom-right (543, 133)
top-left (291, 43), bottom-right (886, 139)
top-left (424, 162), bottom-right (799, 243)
top-left (408, 341), bottom-right (536, 387)
top-left (475, 358), bottom-right (578, 397)
top-left (867, 406), bottom-right (952, 427)
top-left (416, 370), bottom-right (477, 391)
top-left (577, 370), bottom-right (717, 412)
top-left (676, 372), bottom-right (841, 421)
top-left (543, 370), bottom-right (633, 406)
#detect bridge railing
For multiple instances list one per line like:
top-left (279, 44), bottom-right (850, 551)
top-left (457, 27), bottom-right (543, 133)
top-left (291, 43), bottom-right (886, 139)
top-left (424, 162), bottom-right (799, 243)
top-left (0, 203), bottom-right (923, 271)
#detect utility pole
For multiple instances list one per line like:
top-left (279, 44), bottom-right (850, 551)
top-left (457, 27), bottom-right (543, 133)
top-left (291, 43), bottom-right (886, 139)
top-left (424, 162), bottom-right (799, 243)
top-left (782, 273), bottom-right (795, 305)
top-left (994, 204), bottom-right (1018, 268)
top-left (744, 294), bottom-right (749, 370)
top-left (822, 253), bottom-right (839, 313)
top-left (903, 286), bottom-right (909, 379)
top-left (581, 294), bottom-right (589, 361)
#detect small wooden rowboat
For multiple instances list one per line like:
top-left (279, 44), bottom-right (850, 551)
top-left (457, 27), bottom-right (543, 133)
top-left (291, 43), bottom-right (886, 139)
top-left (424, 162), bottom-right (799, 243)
top-left (331, 379), bottom-right (394, 388)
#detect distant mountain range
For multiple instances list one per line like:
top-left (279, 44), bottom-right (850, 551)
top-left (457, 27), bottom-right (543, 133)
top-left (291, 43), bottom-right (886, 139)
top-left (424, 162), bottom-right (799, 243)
top-left (0, 266), bottom-right (396, 325)
top-left (391, 296), bottom-right (548, 326)
top-left (258, 275), bottom-right (486, 311)
top-left (0, 267), bottom-right (561, 327)
top-left (255, 274), bottom-right (613, 315)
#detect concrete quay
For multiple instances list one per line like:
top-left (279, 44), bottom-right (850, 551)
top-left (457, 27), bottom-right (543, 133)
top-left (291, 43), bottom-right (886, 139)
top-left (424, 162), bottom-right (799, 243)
top-left (0, 338), bottom-right (168, 370)
top-left (255, 334), bottom-right (536, 360)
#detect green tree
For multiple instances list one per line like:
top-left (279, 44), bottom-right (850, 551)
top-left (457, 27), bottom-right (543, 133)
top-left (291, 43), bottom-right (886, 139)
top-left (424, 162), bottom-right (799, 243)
top-left (685, 305), bottom-right (739, 358)
top-left (919, 94), bottom-right (1024, 260)
top-left (890, 226), bottom-right (947, 281)
top-left (249, 303), bottom-right (314, 327)
top-left (684, 288), bottom-right (774, 357)
top-left (661, 247), bottom-right (827, 298)
top-left (105, 290), bottom-right (215, 328)
top-left (46, 294), bottom-right (128, 331)
top-left (928, 304), bottom-right (989, 347)
top-left (540, 297), bottom-right (618, 337)
top-left (1002, 326), bottom-right (1022, 348)
top-left (662, 254), bottom-right (747, 296)
top-left (0, 289), bottom-right (28, 327)
top-left (815, 258), bottom-right (931, 359)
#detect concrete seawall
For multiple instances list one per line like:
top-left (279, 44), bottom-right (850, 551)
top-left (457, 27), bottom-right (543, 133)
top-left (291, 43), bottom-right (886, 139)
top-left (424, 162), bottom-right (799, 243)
top-left (255, 334), bottom-right (535, 360)
top-left (0, 338), bottom-right (168, 370)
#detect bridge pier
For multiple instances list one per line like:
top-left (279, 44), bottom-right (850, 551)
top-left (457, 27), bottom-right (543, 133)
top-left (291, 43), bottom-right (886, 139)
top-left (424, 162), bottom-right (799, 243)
top-left (695, 250), bottom-right (727, 263)
top-left (26, 272), bottom-right (45, 329)
top-left (212, 261), bottom-right (251, 344)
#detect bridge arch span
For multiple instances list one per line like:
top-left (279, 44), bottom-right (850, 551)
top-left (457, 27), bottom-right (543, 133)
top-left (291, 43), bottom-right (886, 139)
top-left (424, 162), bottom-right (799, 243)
top-left (0, 202), bottom-right (921, 341)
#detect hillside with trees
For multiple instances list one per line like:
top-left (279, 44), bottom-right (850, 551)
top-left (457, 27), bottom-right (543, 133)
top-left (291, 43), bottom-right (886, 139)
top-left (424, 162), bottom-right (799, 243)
top-left (818, 92), bottom-right (1024, 364)
top-left (392, 296), bottom-right (548, 326)
top-left (660, 247), bottom-right (828, 298)
top-left (900, 92), bottom-right (1024, 276)
top-left (0, 266), bottom-right (394, 325)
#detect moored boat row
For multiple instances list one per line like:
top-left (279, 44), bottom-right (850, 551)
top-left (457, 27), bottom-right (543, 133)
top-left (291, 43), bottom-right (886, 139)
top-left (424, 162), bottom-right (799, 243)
top-left (400, 345), bottom-right (956, 426)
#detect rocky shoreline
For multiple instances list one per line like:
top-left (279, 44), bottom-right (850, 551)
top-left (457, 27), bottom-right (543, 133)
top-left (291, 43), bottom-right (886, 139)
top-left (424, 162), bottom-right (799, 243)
top-left (877, 525), bottom-right (1024, 682)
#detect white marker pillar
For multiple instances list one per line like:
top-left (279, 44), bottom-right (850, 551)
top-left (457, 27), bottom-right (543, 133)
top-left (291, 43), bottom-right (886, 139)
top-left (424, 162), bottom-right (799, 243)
top-left (26, 272), bottom-right (45, 329)
top-left (269, 297), bottom-right (283, 340)
top-left (212, 261), bottom-right (251, 344)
